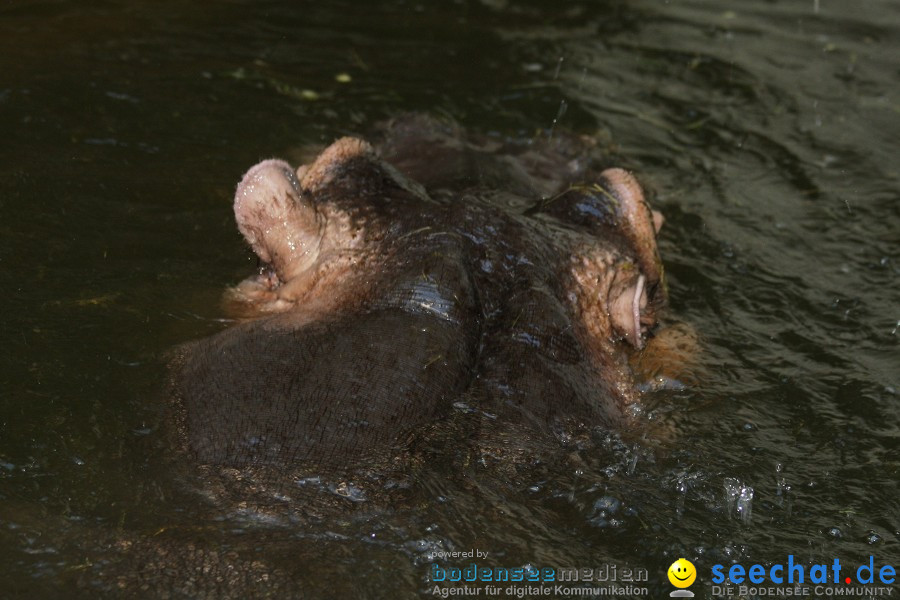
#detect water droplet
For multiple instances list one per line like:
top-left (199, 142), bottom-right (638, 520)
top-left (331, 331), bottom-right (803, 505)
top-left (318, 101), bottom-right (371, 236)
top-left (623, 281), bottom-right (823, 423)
top-left (593, 496), bottom-right (622, 516)
top-left (724, 477), bottom-right (741, 518)
top-left (737, 486), bottom-right (754, 524)
top-left (627, 452), bottom-right (639, 475)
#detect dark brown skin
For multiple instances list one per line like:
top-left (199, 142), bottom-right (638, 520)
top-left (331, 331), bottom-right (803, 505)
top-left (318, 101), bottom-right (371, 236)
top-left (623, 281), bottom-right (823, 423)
top-left (69, 115), bottom-right (685, 597)
top-left (168, 113), bottom-right (669, 472)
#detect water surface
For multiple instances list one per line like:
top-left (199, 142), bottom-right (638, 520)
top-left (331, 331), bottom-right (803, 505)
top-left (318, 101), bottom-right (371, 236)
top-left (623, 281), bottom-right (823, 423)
top-left (1, 0), bottom-right (898, 597)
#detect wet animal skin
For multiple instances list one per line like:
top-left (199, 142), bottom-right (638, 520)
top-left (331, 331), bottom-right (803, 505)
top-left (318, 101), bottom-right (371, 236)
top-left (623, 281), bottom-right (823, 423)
top-left (168, 114), bottom-right (670, 470)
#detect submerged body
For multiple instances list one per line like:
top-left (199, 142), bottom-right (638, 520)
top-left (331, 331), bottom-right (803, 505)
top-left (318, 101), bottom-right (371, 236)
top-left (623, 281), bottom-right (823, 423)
top-left (169, 114), bottom-right (672, 471)
top-left (68, 115), bottom-right (693, 596)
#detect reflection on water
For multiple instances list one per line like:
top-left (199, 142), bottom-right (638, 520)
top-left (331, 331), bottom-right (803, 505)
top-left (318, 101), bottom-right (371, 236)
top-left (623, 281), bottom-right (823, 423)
top-left (1, 0), bottom-right (898, 597)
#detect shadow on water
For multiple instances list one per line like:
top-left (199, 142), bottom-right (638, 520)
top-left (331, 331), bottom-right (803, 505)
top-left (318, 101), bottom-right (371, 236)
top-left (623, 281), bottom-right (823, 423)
top-left (1, 0), bottom-right (897, 597)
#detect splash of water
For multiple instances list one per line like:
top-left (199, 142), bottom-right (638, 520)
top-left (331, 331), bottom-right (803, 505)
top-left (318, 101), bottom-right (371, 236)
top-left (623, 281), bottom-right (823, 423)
top-left (723, 477), bottom-right (741, 517)
top-left (737, 486), bottom-right (754, 524)
top-left (723, 477), bottom-right (754, 523)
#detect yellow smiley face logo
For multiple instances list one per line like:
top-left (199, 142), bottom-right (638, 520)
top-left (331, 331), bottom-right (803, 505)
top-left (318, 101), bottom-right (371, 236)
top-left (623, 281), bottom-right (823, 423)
top-left (668, 558), bottom-right (696, 588)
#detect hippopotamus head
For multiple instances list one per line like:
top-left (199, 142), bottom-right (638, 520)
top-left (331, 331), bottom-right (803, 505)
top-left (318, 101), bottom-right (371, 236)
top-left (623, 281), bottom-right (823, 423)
top-left (169, 115), bottom-right (671, 470)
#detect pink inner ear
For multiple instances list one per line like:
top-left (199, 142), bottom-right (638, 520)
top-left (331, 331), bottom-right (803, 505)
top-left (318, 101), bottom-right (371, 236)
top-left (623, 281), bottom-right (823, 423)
top-left (233, 159), bottom-right (299, 264)
top-left (652, 210), bottom-right (665, 234)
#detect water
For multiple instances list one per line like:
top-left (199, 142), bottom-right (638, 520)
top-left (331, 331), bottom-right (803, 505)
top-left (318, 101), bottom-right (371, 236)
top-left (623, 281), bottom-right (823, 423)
top-left (1, 0), bottom-right (898, 597)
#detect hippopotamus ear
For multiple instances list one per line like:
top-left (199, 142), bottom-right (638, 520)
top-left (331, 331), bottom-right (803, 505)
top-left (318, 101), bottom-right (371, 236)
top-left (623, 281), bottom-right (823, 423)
top-left (232, 137), bottom-right (431, 298)
top-left (298, 136), bottom-right (427, 202)
top-left (535, 168), bottom-right (665, 295)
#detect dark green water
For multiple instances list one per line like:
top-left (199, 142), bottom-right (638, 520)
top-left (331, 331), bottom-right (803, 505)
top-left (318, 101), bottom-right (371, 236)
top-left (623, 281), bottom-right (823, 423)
top-left (1, 0), bottom-right (897, 598)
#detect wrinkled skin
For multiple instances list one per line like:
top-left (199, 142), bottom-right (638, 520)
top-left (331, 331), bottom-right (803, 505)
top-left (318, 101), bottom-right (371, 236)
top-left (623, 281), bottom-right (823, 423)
top-left (169, 114), bottom-right (671, 473)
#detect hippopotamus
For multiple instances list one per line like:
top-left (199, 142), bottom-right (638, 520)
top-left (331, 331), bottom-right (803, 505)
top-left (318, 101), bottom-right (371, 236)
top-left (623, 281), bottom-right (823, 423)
top-left (166, 114), bottom-right (675, 474)
top-left (60, 115), bottom-right (695, 597)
